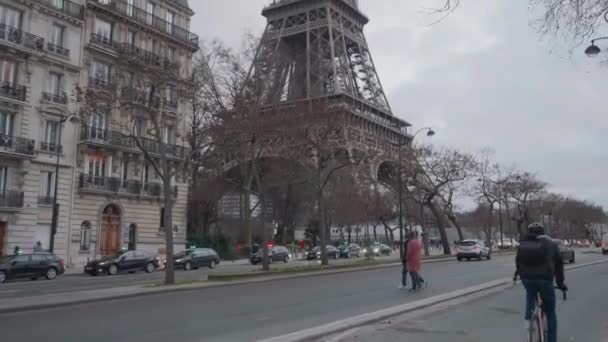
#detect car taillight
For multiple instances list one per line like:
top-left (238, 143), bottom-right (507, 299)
top-left (60, 259), bottom-right (65, 268)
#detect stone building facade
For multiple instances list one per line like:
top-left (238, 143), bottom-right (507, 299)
top-left (0, 0), bottom-right (195, 268)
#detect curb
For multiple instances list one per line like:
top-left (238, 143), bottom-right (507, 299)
top-left (258, 258), bottom-right (608, 342)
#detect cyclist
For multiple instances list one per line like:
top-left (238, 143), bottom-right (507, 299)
top-left (514, 222), bottom-right (567, 342)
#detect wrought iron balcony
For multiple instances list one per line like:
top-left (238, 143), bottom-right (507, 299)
top-left (0, 134), bottom-right (36, 156)
top-left (79, 125), bottom-right (188, 160)
top-left (79, 173), bottom-right (178, 198)
top-left (40, 141), bottom-right (62, 153)
top-left (89, 33), bottom-right (116, 50)
top-left (121, 87), bottom-right (177, 110)
top-left (42, 91), bottom-right (68, 104)
top-left (47, 42), bottom-right (70, 57)
top-left (37, 195), bottom-right (54, 206)
top-left (0, 24), bottom-right (45, 52)
top-left (89, 0), bottom-right (199, 49)
top-left (0, 190), bottom-right (24, 209)
top-left (115, 43), bottom-right (179, 70)
top-left (33, 0), bottom-right (85, 19)
top-left (88, 77), bottom-right (114, 90)
top-left (0, 81), bottom-right (26, 102)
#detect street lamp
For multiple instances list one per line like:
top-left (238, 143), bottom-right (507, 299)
top-left (585, 37), bottom-right (608, 57)
top-left (49, 114), bottom-right (79, 253)
top-left (389, 127), bottom-right (435, 260)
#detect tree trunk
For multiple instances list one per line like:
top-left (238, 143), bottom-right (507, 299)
top-left (318, 190), bottom-right (328, 265)
top-left (373, 224), bottom-right (377, 241)
top-left (447, 213), bottom-right (464, 241)
top-left (347, 226), bottom-right (352, 244)
top-left (260, 196), bottom-right (270, 271)
top-left (428, 202), bottom-right (451, 255)
top-left (241, 179), bottom-right (253, 253)
top-left (162, 159), bottom-right (175, 285)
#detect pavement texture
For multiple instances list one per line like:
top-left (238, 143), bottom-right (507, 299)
top-left (0, 251), bottom-right (603, 342)
top-left (331, 256), bottom-right (608, 342)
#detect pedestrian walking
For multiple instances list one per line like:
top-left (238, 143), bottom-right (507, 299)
top-left (33, 241), bottom-right (43, 253)
top-left (407, 231), bottom-right (423, 291)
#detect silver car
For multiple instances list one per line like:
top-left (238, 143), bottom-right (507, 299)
top-left (456, 239), bottom-right (491, 261)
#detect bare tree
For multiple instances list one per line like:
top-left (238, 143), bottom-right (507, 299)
top-left (504, 171), bottom-right (547, 236)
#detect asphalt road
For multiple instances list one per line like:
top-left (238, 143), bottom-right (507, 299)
top-left (1, 251), bottom-right (604, 342)
top-left (0, 255), bottom-right (398, 299)
top-left (335, 255), bottom-right (608, 342)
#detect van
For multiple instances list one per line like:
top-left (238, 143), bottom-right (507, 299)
top-left (603, 235), bottom-right (608, 255)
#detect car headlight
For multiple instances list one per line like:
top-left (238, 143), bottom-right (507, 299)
top-left (373, 248), bottom-right (379, 253)
top-left (176, 259), bottom-right (183, 263)
top-left (316, 252), bottom-right (321, 255)
top-left (362, 248), bottom-right (367, 253)
top-left (98, 261), bottom-right (108, 266)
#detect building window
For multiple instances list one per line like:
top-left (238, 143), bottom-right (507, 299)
top-left (51, 0), bottom-right (64, 9)
top-left (39, 171), bottom-right (55, 204)
top-left (48, 72), bottom-right (63, 95)
top-left (143, 163), bottom-right (150, 183)
top-left (80, 221), bottom-right (91, 251)
top-left (165, 11), bottom-right (175, 33)
top-left (90, 60), bottom-right (110, 86)
top-left (0, 60), bottom-right (16, 84)
top-left (87, 155), bottom-right (106, 178)
top-left (126, 29), bottom-right (136, 46)
top-left (94, 18), bottom-right (112, 43)
top-left (152, 39), bottom-right (159, 55)
top-left (167, 47), bottom-right (176, 62)
top-left (134, 118), bottom-right (146, 137)
top-left (50, 24), bottom-right (64, 47)
top-left (0, 112), bottom-right (14, 136)
top-left (163, 125), bottom-right (175, 145)
top-left (88, 111), bottom-right (107, 139)
top-left (44, 120), bottom-right (60, 152)
top-left (0, 5), bottom-right (21, 30)
top-left (0, 166), bottom-right (8, 193)
top-left (121, 159), bottom-right (128, 181)
top-left (146, 1), bottom-right (155, 25)
top-left (126, 0), bottom-right (134, 16)
top-left (160, 207), bottom-right (165, 230)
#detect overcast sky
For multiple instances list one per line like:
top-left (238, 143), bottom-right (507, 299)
top-left (191, 0), bottom-right (608, 209)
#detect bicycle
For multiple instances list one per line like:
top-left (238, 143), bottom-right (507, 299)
top-left (527, 287), bottom-right (567, 342)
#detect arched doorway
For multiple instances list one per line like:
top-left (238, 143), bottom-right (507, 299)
top-left (128, 223), bottom-right (137, 251)
top-left (100, 204), bottom-right (121, 256)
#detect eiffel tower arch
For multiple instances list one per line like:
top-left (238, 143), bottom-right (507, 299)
top-left (247, 0), bottom-right (413, 181)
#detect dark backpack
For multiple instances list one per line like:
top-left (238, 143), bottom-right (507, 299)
top-left (517, 239), bottom-right (548, 267)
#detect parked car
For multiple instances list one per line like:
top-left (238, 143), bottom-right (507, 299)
top-left (594, 240), bottom-right (603, 248)
top-left (603, 235), bottom-right (608, 255)
top-left (250, 245), bottom-right (290, 265)
top-left (378, 244), bottom-right (392, 256)
top-left (456, 239), bottom-right (491, 261)
top-left (338, 243), bottom-right (362, 258)
top-left (576, 240), bottom-right (591, 248)
top-left (84, 250), bottom-right (160, 276)
top-left (552, 239), bottom-right (575, 263)
top-left (0, 253), bottom-right (65, 283)
top-left (305, 246), bottom-right (340, 260)
top-left (172, 248), bottom-right (220, 270)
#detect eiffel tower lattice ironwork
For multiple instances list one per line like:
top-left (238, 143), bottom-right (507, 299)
top-left (252, 0), bottom-right (411, 137)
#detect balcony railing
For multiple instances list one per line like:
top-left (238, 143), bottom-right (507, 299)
top-left (0, 190), bottom-right (24, 209)
top-left (88, 77), bottom-right (113, 90)
top-left (79, 173), bottom-right (178, 198)
top-left (89, 33), bottom-right (116, 49)
top-left (0, 134), bottom-right (36, 156)
top-left (0, 81), bottom-right (26, 102)
top-left (42, 91), bottom-right (68, 104)
top-left (80, 124), bottom-right (189, 159)
top-left (33, 0), bottom-right (85, 19)
top-left (115, 43), bottom-right (179, 70)
top-left (40, 141), bottom-right (62, 153)
top-left (47, 42), bottom-right (70, 56)
top-left (37, 195), bottom-right (54, 205)
top-left (90, 0), bottom-right (199, 49)
top-left (0, 24), bottom-right (45, 52)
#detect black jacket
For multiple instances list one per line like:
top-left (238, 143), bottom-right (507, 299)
top-left (515, 234), bottom-right (565, 286)
top-left (401, 239), bottom-right (410, 265)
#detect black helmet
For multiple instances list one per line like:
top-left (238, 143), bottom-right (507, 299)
top-left (527, 222), bottom-right (545, 235)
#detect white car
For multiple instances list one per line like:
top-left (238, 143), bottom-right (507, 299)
top-left (456, 239), bottom-right (491, 261)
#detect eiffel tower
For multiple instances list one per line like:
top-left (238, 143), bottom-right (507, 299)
top-left (252, 0), bottom-right (411, 149)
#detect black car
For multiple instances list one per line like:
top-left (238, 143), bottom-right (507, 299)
top-left (250, 245), bottom-right (290, 265)
top-left (553, 239), bottom-right (575, 263)
top-left (306, 246), bottom-right (340, 260)
top-left (339, 243), bottom-right (362, 258)
top-left (173, 248), bottom-right (220, 270)
top-left (0, 253), bottom-right (65, 283)
top-left (84, 250), bottom-right (160, 276)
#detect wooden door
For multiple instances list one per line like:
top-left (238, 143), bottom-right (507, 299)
top-left (100, 205), bottom-right (121, 256)
top-left (0, 222), bottom-right (5, 256)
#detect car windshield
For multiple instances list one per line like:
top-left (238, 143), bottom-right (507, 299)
top-left (553, 240), bottom-right (565, 246)
top-left (0, 256), bottom-right (13, 264)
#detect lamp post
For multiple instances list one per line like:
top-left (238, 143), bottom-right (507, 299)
top-left (49, 114), bottom-right (79, 253)
top-left (584, 37), bottom-right (608, 57)
top-left (389, 127), bottom-right (435, 260)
